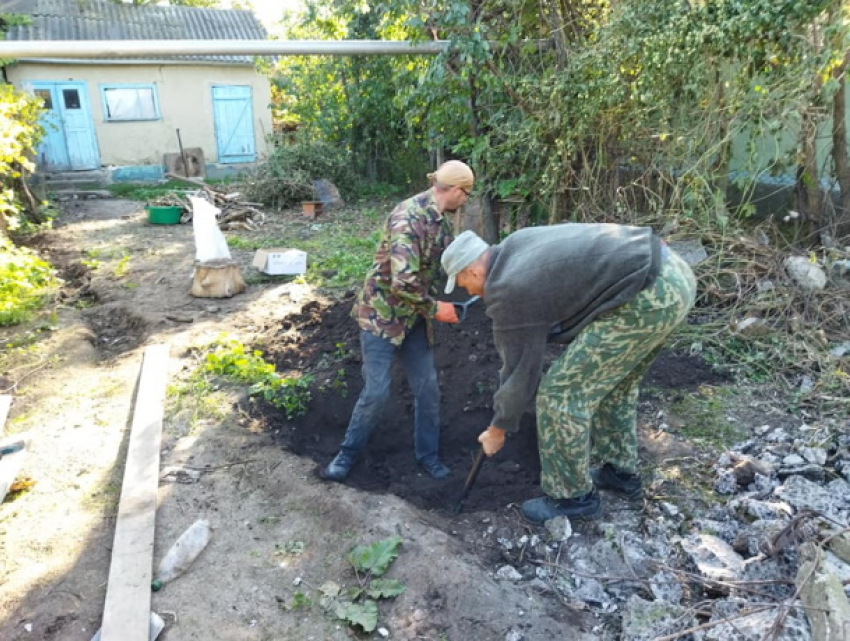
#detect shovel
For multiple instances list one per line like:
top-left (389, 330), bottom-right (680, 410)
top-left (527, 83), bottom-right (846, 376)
top-left (452, 295), bottom-right (481, 323)
top-left (452, 447), bottom-right (486, 514)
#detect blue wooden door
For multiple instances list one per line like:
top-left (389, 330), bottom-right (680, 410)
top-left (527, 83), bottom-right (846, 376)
top-left (212, 85), bottom-right (256, 163)
top-left (31, 81), bottom-right (99, 171)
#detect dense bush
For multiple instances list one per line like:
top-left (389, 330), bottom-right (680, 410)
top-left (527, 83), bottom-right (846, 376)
top-left (0, 83), bottom-right (44, 232)
top-left (0, 239), bottom-right (57, 326)
top-left (242, 141), bottom-right (357, 209)
top-left (0, 81), bottom-right (56, 326)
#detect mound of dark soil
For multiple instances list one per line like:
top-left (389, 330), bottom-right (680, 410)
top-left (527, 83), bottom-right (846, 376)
top-left (257, 294), bottom-right (726, 514)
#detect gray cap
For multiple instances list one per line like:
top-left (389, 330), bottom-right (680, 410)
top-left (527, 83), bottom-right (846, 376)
top-left (442, 230), bottom-right (489, 294)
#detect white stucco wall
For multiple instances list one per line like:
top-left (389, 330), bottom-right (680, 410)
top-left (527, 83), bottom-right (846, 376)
top-left (6, 61), bottom-right (272, 167)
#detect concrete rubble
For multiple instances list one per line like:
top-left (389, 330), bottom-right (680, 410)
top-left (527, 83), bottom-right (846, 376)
top-left (485, 417), bottom-right (850, 639)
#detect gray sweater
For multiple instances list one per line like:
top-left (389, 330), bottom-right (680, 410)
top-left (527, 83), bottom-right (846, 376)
top-left (484, 224), bottom-right (661, 432)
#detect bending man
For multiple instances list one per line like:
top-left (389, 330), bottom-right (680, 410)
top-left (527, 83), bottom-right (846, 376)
top-left (441, 225), bottom-right (696, 522)
top-left (320, 161), bottom-right (474, 482)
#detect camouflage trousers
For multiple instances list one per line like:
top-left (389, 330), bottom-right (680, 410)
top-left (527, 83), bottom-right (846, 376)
top-left (537, 250), bottom-right (696, 499)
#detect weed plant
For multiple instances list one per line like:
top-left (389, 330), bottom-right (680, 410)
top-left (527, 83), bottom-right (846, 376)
top-left (281, 536), bottom-right (405, 633)
top-left (200, 337), bottom-right (313, 420)
top-left (0, 240), bottom-right (58, 326)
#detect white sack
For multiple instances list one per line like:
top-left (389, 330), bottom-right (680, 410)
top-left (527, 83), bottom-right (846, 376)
top-left (191, 197), bottom-right (230, 262)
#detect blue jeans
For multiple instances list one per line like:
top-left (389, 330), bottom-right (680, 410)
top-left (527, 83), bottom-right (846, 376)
top-left (339, 319), bottom-right (441, 464)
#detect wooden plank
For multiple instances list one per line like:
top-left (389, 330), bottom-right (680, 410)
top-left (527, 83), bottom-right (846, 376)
top-left (0, 395), bottom-right (11, 432)
top-left (101, 344), bottom-right (169, 641)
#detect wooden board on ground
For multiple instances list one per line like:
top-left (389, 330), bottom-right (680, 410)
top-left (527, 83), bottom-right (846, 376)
top-left (100, 344), bottom-right (169, 641)
top-left (0, 395), bottom-right (11, 431)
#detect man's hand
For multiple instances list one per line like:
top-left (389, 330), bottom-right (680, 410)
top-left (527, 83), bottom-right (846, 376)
top-left (434, 301), bottom-right (459, 324)
top-left (478, 426), bottom-right (506, 456)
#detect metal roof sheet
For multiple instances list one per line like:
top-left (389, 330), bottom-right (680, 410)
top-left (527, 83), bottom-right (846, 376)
top-left (3, 0), bottom-right (269, 64)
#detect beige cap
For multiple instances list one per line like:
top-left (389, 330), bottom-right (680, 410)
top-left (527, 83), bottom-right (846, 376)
top-left (442, 230), bottom-right (489, 293)
top-left (427, 160), bottom-right (474, 191)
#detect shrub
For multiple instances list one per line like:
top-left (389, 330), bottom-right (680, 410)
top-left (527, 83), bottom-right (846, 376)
top-left (242, 141), bottom-right (356, 208)
top-left (0, 239), bottom-right (57, 326)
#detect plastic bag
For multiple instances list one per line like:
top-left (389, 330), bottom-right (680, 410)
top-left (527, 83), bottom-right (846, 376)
top-left (191, 197), bottom-right (230, 262)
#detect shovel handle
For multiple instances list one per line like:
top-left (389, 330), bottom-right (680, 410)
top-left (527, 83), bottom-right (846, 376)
top-left (453, 447), bottom-right (486, 513)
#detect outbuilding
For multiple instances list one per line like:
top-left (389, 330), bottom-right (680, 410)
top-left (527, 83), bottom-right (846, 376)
top-left (2, 0), bottom-right (273, 181)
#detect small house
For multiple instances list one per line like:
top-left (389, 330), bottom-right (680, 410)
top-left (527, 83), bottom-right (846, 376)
top-left (2, 0), bottom-right (273, 181)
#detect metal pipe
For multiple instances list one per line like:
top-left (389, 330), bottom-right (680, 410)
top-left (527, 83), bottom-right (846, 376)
top-left (0, 39), bottom-right (450, 59)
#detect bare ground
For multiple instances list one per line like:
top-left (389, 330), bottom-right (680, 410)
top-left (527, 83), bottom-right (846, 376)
top-left (0, 198), bottom-right (801, 640)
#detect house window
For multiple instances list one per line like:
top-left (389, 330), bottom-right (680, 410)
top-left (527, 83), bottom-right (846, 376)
top-left (100, 84), bottom-right (159, 121)
top-left (34, 89), bottom-right (53, 110)
top-left (63, 89), bottom-right (81, 109)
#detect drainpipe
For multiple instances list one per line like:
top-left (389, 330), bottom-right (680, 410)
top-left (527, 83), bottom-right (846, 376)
top-left (0, 39), bottom-right (450, 59)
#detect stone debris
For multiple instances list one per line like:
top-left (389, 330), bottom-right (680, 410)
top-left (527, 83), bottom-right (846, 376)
top-left (784, 256), bottom-right (827, 290)
top-left (495, 565), bottom-right (523, 581)
top-left (543, 515), bottom-right (572, 542)
top-left (482, 417), bottom-right (850, 640)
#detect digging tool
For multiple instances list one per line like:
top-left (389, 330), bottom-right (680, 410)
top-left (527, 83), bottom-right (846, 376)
top-left (452, 447), bottom-right (486, 514)
top-left (176, 128), bottom-right (189, 177)
top-left (452, 295), bottom-right (481, 322)
top-left (0, 441), bottom-right (24, 459)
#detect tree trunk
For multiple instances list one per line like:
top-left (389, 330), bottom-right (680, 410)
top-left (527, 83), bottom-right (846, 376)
top-left (469, 0), bottom-right (499, 244)
top-left (795, 109), bottom-right (824, 232)
top-left (832, 52), bottom-right (850, 226)
top-left (14, 172), bottom-right (45, 225)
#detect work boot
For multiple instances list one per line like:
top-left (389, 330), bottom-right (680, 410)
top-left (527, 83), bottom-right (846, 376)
top-left (319, 452), bottom-right (356, 482)
top-left (521, 490), bottom-right (601, 524)
top-left (591, 463), bottom-right (643, 500)
top-left (419, 457), bottom-right (451, 480)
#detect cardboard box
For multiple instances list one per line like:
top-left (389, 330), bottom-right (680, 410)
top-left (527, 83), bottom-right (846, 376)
top-left (252, 248), bottom-right (307, 275)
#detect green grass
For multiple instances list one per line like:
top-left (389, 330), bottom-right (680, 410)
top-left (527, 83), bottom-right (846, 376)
top-left (227, 212), bottom-right (379, 290)
top-left (226, 236), bottom-right (277, 251)
top-left (301, 226), bottom-right (378, 289)
top-left (108, 180), bottom-right (194, 201)
top-left (670, 386), bottom-right (744, 449)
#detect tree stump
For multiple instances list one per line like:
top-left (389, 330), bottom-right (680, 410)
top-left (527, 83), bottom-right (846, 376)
top-left (191, 259), bottom-right (246, 298)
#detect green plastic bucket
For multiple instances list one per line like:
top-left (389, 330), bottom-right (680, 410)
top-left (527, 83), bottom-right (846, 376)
top-left (146, 205), bottom-right (183, 225)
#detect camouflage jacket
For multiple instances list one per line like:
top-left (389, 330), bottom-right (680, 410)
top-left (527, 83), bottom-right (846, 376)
top-left (352, 190), bottom-right (453, 346)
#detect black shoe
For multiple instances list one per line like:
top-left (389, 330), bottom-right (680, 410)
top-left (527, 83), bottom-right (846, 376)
top-left (591, 463), bottom-right (643, 500)
top-left (522, 491), bottom-right (602, 523)
top-left (419, 458), bottom-right (451, 479)
top-left (319, 452), bottom-right (356, 482)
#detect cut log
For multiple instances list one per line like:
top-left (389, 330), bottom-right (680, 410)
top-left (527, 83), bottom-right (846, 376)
top-left (191, 259), bottom-right (246, 298)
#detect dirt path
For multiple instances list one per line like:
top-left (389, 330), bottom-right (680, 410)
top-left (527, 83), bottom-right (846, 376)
top-left (0, 198), bottom-right (790, 640)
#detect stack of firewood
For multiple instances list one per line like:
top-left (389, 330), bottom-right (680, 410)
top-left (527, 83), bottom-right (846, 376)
top-left (163, 173), bottom-right (266, 231)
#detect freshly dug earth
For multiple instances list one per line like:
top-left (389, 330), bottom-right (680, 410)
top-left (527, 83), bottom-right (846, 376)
top-left (258, 297), bottom-right (727, 514)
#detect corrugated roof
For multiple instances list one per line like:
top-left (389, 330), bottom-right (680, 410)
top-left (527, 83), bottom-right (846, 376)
top-left (3, 0), bottom-right (269, 64)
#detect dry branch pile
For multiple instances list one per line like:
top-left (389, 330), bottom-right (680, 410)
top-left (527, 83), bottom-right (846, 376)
top-left (162, 173), bottom-right (266, 231)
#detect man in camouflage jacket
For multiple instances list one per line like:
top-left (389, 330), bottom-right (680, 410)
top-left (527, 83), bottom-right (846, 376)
top-left (320, 161), bottom-right (475, 482)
